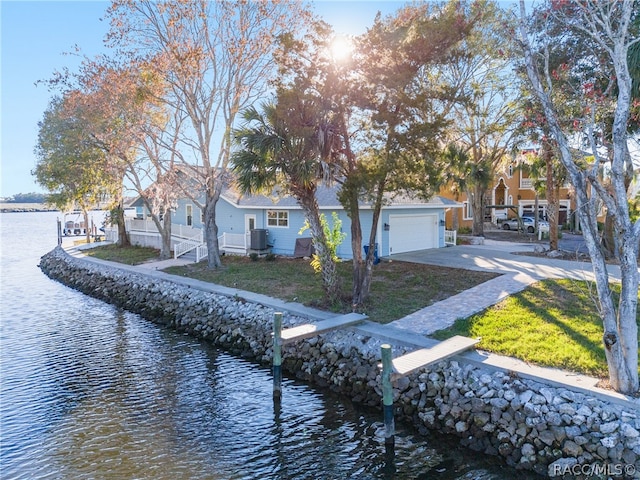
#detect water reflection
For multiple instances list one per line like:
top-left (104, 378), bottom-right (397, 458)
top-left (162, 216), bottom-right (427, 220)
top-left (1, 212), bottom-right (538, 479)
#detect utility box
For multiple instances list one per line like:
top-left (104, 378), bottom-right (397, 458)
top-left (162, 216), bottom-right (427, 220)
top-left (250, 229), bottom-right (267, 250)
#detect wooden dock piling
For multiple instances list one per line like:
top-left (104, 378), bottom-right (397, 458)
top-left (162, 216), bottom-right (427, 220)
top-left (381, 344), bottom-right (395, 446)
top-left (273, 312), bottom-right (283, 398)
top-left (379, 336), bottom-right (479, 447)
top-left (271, 312), bottom-right (366, 399)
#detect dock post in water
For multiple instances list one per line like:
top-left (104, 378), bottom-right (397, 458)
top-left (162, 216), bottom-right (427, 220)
top-left (57, 218), bottom-right (62, 246)
top-left (381, 344), bottom-right (395, 446)
top-left (273, 312), bottom-right (283, 398)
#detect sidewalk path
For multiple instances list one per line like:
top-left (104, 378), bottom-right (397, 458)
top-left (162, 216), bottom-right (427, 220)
top-left (388, 240), bottom-right (626, 335)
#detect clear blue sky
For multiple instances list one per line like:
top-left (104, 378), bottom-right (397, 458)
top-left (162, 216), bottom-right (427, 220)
top-left (0, 0), bottom-right (406, 198)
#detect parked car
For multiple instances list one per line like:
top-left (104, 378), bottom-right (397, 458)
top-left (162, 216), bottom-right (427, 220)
top-left (502, 216), bottom-right (549, 233)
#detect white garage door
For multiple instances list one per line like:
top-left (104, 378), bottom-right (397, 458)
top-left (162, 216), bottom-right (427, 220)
top-left (389, 214), bottom-right (438, 254)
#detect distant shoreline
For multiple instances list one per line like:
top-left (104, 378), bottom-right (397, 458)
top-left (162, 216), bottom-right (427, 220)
top-left (0, 203), bottom-right (59, 213)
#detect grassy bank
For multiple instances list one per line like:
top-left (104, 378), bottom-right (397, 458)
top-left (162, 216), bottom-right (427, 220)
top-left (85, 244), bottom-right (165, 266)
top-left (432, 279), bottom-right (640, 379)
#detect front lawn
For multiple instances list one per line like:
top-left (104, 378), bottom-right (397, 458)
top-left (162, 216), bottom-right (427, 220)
top-left (163, 255), bottom-right (498, 324)
top-left (85, 244), bottom-right (164, 265)
top-left (431, 279), bottom-right (640, 379)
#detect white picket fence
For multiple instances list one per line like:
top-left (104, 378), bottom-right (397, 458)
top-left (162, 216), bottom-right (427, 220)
top-left (444, 229), bottom-right (457, 246)
top-left (126, 218), bottom-right (201, 240)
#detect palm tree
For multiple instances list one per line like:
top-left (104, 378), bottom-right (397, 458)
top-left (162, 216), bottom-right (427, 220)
top-left (231, 97), bottom-right (341, 301)
top-left (440, 144), bottom-right (470, 231)
top-left (440, 143), bottom-right (493, 236)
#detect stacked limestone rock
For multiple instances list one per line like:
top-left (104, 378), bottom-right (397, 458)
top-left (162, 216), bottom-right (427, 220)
top-left (39, 247), bottom-right (640, 479)
top-left (393, 364), bottom-right (639, 476)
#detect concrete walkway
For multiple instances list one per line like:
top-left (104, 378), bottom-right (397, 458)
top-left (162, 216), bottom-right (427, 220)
top-left (388, 240), bottom-right (625, 335)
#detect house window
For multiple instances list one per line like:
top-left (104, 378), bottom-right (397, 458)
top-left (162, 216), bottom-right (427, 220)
top-left (508, 164), bottom-right (513, 178)
top-left (462, 201), bottom-right (473, 220)
top-left (186, 205), bottom-right (193, 227)
top-left (267, 210), bottom-right (288, 227)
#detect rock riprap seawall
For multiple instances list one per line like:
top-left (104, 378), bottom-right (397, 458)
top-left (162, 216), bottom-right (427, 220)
top-left (39, 247), bottom-right (640, 478)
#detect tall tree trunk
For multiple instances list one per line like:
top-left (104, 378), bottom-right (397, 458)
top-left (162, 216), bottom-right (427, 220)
top-left (115, 198), bottom-right (130, 248)
top-left (204, 181), bottom-right (223, 269)
top-left (355, 187), bottom-right (385, 308)
top-left (142, 197), bottom-right (173, 260)
top-left (346, 194), bottom-right (365, 309)
top-left (602, 148), bottom-right (625, 260)
top-left (297, 192), bottom-right (340, 301)
top-left (518, 5), bottom-right (639, 392)
top-left (616, 228), bottom-right (640, 392)
top-left (576, 187), bottom-right (638, 393)
top-left (159, 212), bottom-right (172, 260)
top-left (83, 209), bottom-right (91, 244)
top-left (548, 183), bottom-right (560, 250)
top-left (601, 212), bottom-right (616, 259)
top-left (335, 112), bottom-right (367, 309)
top-left (452, 193), bottom-right (460, 232)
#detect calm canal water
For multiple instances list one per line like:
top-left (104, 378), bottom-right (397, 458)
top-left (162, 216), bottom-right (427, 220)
top-left (0, 211), bottom-right (540, 479)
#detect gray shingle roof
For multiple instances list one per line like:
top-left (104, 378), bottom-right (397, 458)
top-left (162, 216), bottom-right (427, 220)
top-left (221, 183), bottom-right (462, 210)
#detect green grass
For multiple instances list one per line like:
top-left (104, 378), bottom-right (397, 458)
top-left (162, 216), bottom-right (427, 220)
top-left (85, 244), bottom-right (162, 265)
top-left (83, 245), bottom-right (497, 323)
top-left (163, 255), bottom-right (498, 324)
top-left (431, 279), bottom-right (640, 379)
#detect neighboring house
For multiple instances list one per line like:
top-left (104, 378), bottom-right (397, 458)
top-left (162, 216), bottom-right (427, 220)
top-left (127, 182), bottom-right (462, 260)
top-left (442, 150), bottom-right (576, 231)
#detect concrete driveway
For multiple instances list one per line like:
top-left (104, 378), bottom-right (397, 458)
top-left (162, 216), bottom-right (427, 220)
top-left (386, 239), bottom-right (630, 335)
top-left (388, 239), bottom-right (618, 282)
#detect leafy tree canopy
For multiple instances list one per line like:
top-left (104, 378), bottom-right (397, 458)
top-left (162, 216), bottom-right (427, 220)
top-left (3, 193), bottom-right (48, 203)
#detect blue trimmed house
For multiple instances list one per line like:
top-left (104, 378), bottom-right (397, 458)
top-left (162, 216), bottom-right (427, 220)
top-left (128, 183), bottom-right (461, 260)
